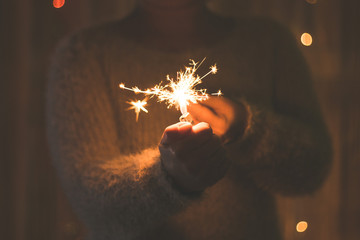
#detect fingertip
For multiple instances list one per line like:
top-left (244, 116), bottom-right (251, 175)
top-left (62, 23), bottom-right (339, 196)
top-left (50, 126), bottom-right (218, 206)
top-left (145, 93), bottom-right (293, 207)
top-left (162, 122), bottom-right (190, 144)
top-left (178, 122), bottom-right (192, 134)
top-left (164, 123), bottom-right (179, 136)
top-left (192, 122), bottom-right (213, 135)
top-left (165, 122), bottom-right (188, 133)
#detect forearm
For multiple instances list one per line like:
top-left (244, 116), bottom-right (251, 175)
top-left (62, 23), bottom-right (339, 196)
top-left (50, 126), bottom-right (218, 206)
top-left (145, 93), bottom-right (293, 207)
top-left (226, 100), bottom-right (332, 195)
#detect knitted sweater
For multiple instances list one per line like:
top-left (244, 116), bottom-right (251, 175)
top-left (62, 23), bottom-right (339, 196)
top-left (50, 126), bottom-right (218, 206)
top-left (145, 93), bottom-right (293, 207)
top-left (46, 17), bottom-right (331, 240)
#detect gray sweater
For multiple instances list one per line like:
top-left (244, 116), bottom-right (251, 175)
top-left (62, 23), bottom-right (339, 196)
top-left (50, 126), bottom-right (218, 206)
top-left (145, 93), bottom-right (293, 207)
top-left (46, 17), bottom-right (331, 240)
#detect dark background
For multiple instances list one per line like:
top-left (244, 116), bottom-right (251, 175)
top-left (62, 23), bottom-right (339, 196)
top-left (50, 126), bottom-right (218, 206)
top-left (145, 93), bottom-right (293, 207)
top-left (1, 0), bottom-right (359, 239)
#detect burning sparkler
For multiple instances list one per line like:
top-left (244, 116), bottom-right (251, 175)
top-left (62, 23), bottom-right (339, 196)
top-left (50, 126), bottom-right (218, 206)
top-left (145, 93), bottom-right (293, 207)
top-left (119, 59), bottom-right (221, 121)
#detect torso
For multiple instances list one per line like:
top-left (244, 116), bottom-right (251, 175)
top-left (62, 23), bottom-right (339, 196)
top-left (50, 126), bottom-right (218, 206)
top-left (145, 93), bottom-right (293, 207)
top-left (84, 17), bottom-right (282, 239)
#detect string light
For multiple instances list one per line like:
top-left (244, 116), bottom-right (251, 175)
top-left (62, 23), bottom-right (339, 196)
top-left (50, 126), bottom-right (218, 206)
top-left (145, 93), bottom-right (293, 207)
top-left (296, 221), bottom-right (308, 232)
top-left (53, 0), bottom-right (65, 8)
top-left (301, 33), bottom-right (313, 46)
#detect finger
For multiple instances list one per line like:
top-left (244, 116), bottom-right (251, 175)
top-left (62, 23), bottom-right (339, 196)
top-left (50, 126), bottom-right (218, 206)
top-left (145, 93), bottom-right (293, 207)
top-left (161, 123), bottom-right (182, 145)
top-left (171, 132), bottom-right (213, 157)
top-left (170, 124), bottom-right (214, 157)
top-left (200, 97), bottom-right (236, 117)
top-left (178, 122), bottom-right (192, 135)
top-left (161, 122), bottom-right (192, 145)
top-left (189, 104), bottom-right (228, 136)
top-left (163, 122), bottom-right (188, 135)
top-left (192, 122), bottom-right (213, 135)
top-left (188, 103), bottom-right (222, 126)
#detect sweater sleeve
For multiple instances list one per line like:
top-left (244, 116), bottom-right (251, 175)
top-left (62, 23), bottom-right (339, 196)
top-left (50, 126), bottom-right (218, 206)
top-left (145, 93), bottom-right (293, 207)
top-left (46, 34), bottom-right (192, 240)
top-left (227, 23), bottom-right (332, 196)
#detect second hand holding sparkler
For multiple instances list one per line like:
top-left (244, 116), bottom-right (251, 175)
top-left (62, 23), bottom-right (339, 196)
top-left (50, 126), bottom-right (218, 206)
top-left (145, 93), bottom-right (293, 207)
top-left (159, 97), bottom-right (250, 193)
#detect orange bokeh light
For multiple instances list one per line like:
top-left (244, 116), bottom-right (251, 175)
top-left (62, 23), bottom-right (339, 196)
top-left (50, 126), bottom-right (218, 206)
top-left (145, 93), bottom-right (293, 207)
top-left (301, 33), bottom-right (313, 46)
top-left (296, 221), bottom-right (308, 232)
top-left (53, 0), bottom-right (65, 8)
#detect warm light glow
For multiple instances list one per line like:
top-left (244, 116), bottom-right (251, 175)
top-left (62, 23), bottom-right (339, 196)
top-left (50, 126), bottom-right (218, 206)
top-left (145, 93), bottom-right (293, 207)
top-left (211, 89), bottom-right (223, 96)
top-left (296, 221), bottom-right (308, 232)
top-left (210, 65), bottom-right (218, 74)
top-left (119, 59), bottom-right (221, 121)
top-left (306, 0), bottom-right (317, 4)
top-left (53, 0), bottom-right (65, 8)
top-left (127, 99), bottom-right (148, 122)
top-left (301, 33), bottom-right (313, 46)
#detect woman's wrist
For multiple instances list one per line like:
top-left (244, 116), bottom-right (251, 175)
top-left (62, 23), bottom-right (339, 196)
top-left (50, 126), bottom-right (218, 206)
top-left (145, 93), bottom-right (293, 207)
top-left (222, 99), bottom-right (251, 145)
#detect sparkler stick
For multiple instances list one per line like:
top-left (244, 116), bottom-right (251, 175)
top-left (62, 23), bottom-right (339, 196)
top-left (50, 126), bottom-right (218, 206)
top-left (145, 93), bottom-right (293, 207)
top-left (119, 59), bottom-right (222, 122)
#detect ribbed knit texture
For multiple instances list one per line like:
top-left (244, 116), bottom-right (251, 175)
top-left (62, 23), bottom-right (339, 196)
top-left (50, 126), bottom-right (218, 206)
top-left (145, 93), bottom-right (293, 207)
top-left (46, 17), bottom-right (331, 240)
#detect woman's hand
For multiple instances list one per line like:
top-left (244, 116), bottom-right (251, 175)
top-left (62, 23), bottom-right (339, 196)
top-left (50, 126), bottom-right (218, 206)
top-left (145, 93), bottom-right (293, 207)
top-left (188, 97), bottom-right (250, 144)
top-left (159, 122), bottom-right (229, 193)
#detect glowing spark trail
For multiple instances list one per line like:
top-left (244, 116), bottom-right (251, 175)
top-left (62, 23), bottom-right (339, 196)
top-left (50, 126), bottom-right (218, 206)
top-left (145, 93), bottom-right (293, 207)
top-left (120, 59), bottom-right (220, 121)
top-left (211, 89), bottom-right (223, 96)
top-left (127, 99), bottom-right (148, 122)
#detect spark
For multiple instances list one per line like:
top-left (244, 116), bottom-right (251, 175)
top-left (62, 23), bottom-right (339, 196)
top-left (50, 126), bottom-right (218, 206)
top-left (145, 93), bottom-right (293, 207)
top-left (120, 59), bottom-right (221, 121)
top-left (211, 89), bottom-right (222, 96)
top-left (127, 99), bottom-right (148, 122)
top-left (211, 65), bottom-right (218, 74)
top-left (200, 64), bottom-right (217, 80)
